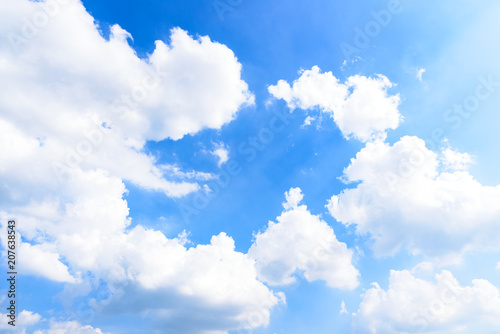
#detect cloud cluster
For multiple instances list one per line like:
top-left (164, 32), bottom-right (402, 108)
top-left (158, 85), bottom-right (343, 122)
top-left (0, 1), bottom-right (282, 333)
top-left (327, 136), bottom-right (500, 259)
top-left (0, 309), bottom-right (107, 334)
top-left (3, 0), bottom-right (498, 331)
top-left (268, 66), bottom-right (402, 141)
top-left (248, 188), bottom-right (359, 289)
top-left (0, 310), bottom-right (41, 334)
top-left (3, 182), bottom-right (283, 332)
top-left (87, 230), bottom-right (284, 333)
top-left (0, 0), bottom-right (253, 197)
top-left (353, 269), bottom-right (500, 333)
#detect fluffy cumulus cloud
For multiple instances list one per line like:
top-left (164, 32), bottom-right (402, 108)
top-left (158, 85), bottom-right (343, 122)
top-left (0, 310), bottom-right (41, 333)
top-left (0, 1), bottom-right (281, 333)
top-left (248, 188), bottom-right (359, 289)
top-left (211, 142), bottom-right (230, 167)
top-left (327, 136), bottom-right (500, 259)
top-left (0, 146), bottom-right (278, 328)
top-left (440, 145), bottom-right (474, 171)
top-left (0, 309), bottom-right (106, 334)
top-left (7, 216), bottom-right (284, 333)
top-left (268, 66), bottom-right (402, 141)
top-left (0, 0), bottom-right (253, 197)
top-left (2, 0), bottom-right (253, 140)
top-left (89, 230), bottom-right (284, 333)
top-left (352, 269), bottom-right (500, 334)
top-left (19, 242), bottom-right (76, 283)
top-left (0, 137), bottom-right (284, 329)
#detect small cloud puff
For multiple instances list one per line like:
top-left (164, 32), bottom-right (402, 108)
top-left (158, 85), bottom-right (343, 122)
top-left (269, 66), bottom-right (402, 142)
top-left (211, 142), bottom-right (230, 167)
top-left (416, 67), bottom-right (426, 82)
top-left (249, 188), bottom-right (359, 289)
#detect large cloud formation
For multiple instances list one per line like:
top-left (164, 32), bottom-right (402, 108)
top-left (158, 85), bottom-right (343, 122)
top-left (327, 136), bottom-right (500, 260)
top-left (268, 66), bottom-right (402, 142)
top-left (0, 1), bottom-right (282, 333)
top-left (249, 188), bottom-right (359, 290)
top-left (352, 268), bottom-right (500, 334)
top-left (0, 0), bottom-right (253, 197)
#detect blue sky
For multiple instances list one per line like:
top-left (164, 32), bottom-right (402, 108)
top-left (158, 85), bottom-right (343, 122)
top-left (1, 0), bottom-right (500, 333)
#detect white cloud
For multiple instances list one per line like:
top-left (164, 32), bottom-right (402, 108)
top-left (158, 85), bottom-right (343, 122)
top-left (301, 115), bottom-right (316, 128)
top-left (89, 230), bottom-right (284, 333)
top-left (33, 320), bottom-right (107, 334)
top-left (268, 66), bottom-right (402, 142)
top-left (0, 309), bottom-right (108, 334)
top-left (340, 300), bottom-right (348, 315)
top-left (327, 136), bottom-right (500, 259)
top-left (417, 67), bottom-right (426, 82)
top-left (0, 1), bottom-right (282, 333)
top-left (269, 66), bottom-right (348, 112)
top-left (0, 0), bottom-right (252, 198)
top-left (411, 261), bottom-right (435, 277)
top-left (0, 162), bottom-right (283, 332)
top-left (2, 208), bottom-right (284, 333)
top-left (2, 0), bottom-right (253, 140)
top-left (19, 242), bottom-right (76, 283)
top-left (19, 310), bottom-right (42, 326)
top-left (440, 145), bottom-right (474, 171)
top-left (282, 187), bottom-right (304, 210)
top-left (353, 269), bottom-right (500, 333)
top-left (0, 174), bottom-right (283, 333)
top-left (0, 309), bottom-right (41, 333)
top-left (248, 188), bottom-right (359, 289)
top-left (0, 309), bottom-right (110, 334)
top-left (160, 164), bottom-right (215, 181)
top-left (211, 142), bottom-right (230, 167)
